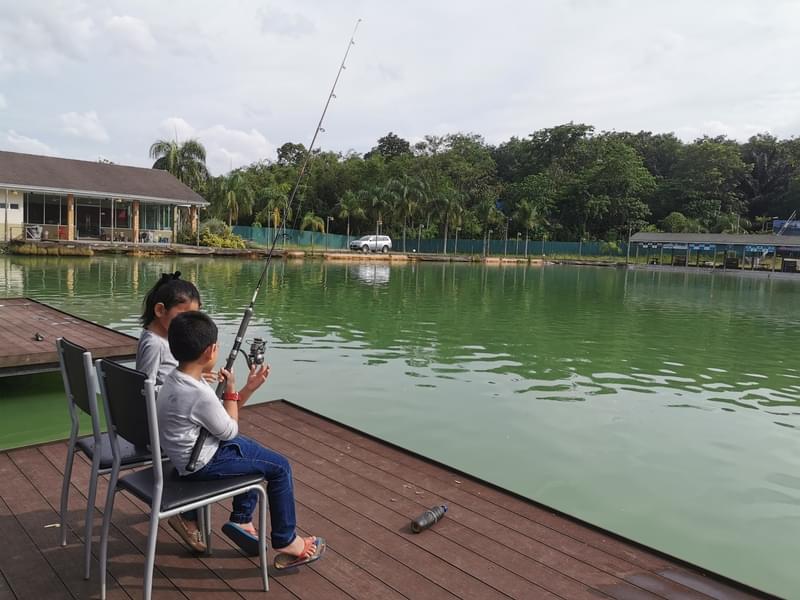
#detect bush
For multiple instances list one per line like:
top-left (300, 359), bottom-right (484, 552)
top-left (201, 218), bottom-right (231, 236)
top-left (200, 230), bottom-right (246, 248)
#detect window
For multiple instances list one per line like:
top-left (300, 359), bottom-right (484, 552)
top-left (44, 195), bottom-right (62, 224)
top-left (24, 193), bottom-right (45, 224)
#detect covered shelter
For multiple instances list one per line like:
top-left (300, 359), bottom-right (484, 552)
top-left (629, 232), bottom-right (800, 272)
top-left (0, 150), bottom-right (207, 244)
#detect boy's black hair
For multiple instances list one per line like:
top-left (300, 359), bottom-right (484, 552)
top-left (168, 311), bottom-right (218, 362)
top-left (140, 271), bottom-right (201, 327)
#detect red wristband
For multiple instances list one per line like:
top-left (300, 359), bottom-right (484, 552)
top-left (222, 391), bottom-right (240, 401)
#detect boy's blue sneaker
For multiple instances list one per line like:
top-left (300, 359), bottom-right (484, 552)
top-left (222, 522), bottom-right (260, 556)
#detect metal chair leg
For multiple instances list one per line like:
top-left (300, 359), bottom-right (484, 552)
top-left (98, 472), bottom-right (119, 600)
top-left (204, 505), bottom-right (213, 556)
top-left (60, 435), bottom-right (77, 547)
top-left (84, 453), bottom-right (101, 580)
top-left (143, 511), bottom-right (160, 600)
top-left (257, 488), bottom-right (268, 592)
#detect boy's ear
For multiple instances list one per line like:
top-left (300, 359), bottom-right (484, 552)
top-left (201, 343), bottom-right (216, 363)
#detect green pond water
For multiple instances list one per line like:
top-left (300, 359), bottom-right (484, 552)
top-left (1, 255), bottom-right (798, 598)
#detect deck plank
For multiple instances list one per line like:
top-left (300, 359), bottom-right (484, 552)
top-left (266, 402), bottom-right (739, 600)
top-left (0, 400), bottom-right (774, 600)
top-left (0, 298), bottom-right (138, 375)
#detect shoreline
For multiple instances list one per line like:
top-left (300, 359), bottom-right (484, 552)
top-left (4, 240), bottom-right (799, 280)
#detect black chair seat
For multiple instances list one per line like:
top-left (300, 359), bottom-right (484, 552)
top-left (119, 463), bottom-right (264, 512)
top-left (77, 433), bottom-right (153, 470)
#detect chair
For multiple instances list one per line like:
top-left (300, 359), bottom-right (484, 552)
top-left (95, 359), bottom-right (269, 600)
top-left (57, 337), bottom-right (153, 580)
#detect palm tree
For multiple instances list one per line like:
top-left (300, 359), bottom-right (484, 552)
top-left (222, 171), bottom-right (255, 227)
top-left (300, 211), bottom-right (325, 254)
top-left (385, 175), bottom-right (428, 252)
top-left (337, 190), bottom-right (366, 245)
top-left (513, 199), bottom-right (548, 257)
top-left (149, 139), bottom-right (209, 190)
top-left (437, 191), bottom-right (464, 255)
top-left (357, 184), bottom-right (389, 238)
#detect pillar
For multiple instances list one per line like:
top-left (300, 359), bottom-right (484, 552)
top-left (189, 205), bottom-right (198, 235)
top-left (66, 194), bottom-right (75, 241)
top-left (132, 200), bottom-right (140, 243)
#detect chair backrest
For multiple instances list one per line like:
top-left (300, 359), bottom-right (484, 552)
top-left (95, 359), bottom-right (156, 449)
top-left (96, 359), bottom-right (165, 496)
top-left (56, 337), bottom-right (102, 441)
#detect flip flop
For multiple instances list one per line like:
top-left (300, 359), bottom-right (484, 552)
top-left (273, 536), bottom-right (326, 570)
top-left (222, 522), bottom-right (260, 557)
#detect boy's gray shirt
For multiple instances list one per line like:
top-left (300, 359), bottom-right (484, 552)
top-left (136, 329), bottom-right (178, 393)
top-left (157, 369), bottom-right (238, 475)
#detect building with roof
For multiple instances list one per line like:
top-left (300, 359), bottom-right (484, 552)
top-left (0, 150), bottom-right (207, 244)
top-left (630, 231), bottom-right (800, 272)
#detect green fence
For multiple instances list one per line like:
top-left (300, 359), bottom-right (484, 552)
top-left (232, 226), bottom-right (628, 257)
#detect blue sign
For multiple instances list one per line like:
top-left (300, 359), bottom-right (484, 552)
top-left (689, 244), bottom-right (716, 251)
top-left (745, 245), bottom-right (775, 253)
top-left (663, 243), bottom-right (688, 250)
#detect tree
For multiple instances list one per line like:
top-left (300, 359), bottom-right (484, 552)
top-left (385, 175), bottom-right (428, 251)
top-left (149, 138), bottom-right (209, 190)
top-left (336, 190), bottom-right (366, 244)
top-left (436, 189), bottom-right (464, 254)
top-left (276, 142), bottom-right (308, 166)
top-left (740, 134), bottom-right (793, 224)
top-left (670, 137), bottom-right (747, 227)
top-left (221, 171), bottom-right (255, 227)
top-left (366, 132), bottom-right (411, 160)
top-left (300, 211), bottom-right (325, 254)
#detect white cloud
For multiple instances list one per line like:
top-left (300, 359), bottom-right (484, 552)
top-left (60, 111), bottom-right (110, 142)
top-left (0, 3), bottom-right (96, 72)
top-left (2, 130), bottom-right (57, 155)
top-left (0, 94), bottom-right (6, 109)
top-left (105, 15), bottom-right (157, 53)
top-left (158, 117), bottom-right (276, 175)
top-left (258, 7), bottom-right (316, 37)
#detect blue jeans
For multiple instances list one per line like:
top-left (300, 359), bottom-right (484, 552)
top-left (185, 434), bottom-right (297, 549)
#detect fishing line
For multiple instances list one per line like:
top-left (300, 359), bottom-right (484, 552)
top-left (186, 18), bottom-right (362, 471)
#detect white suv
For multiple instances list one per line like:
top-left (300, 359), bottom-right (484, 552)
top-left (349, 235), bottom-right (392, 253)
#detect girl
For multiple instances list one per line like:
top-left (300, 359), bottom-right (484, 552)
top-left (136, 271), bottom-right (207, 552)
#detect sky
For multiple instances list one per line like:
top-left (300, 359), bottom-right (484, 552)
top-left (0, 0), bottom-right (798, 176)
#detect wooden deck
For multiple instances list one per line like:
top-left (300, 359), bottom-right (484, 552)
top-left (0, 298), bottom-right (138, 376)
top-left (0, 401), bottom-right (773, 600)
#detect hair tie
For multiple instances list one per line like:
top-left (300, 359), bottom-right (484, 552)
top-left (172, 271), bottom-right (182, 280)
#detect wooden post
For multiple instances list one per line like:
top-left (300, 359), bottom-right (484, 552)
top-left (66, 194), bottom-right (75, 241)
top-left (132, 200), bottom-right (140, 243)
top-left (189, 205), bottom-right (198, 235)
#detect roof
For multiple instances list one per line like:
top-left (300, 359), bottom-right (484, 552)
top-left (0, 150), bottom-right (207, 206)
top-left (630, 232), bottom-right (800, 247)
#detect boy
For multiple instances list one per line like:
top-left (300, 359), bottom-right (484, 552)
top-left (157, 310), bottom-right (325, 566)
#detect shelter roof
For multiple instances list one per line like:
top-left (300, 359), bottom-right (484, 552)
top-left (630, 232), bottom-right (800, 247)
top-left (0, 150), bottom-right (207, 206)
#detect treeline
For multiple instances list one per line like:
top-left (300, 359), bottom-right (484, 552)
top-left (151, 124), bottom-right (800, 244)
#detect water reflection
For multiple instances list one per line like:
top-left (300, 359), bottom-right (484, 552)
top-left (351, 263), bottom-right (390, 286)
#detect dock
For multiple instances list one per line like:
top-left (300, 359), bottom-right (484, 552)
top-left (0, 401), bottom-right (771, 599)
top-left (0, 298), bottom-right (138, 377)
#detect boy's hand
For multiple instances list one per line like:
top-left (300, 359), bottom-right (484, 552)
top-left (242, 364), bottom-right (270, 394)
top-left (219, 368), bottom-right (236, 394)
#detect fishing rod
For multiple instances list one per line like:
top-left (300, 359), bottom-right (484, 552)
top-left (186, 18), bottom-right (362, 472)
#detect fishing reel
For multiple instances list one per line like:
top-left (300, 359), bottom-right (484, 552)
top-left (239, 337), bottom-right (267, 369)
